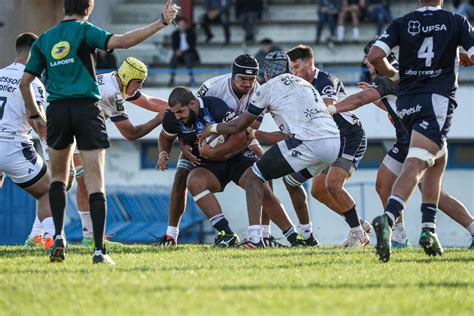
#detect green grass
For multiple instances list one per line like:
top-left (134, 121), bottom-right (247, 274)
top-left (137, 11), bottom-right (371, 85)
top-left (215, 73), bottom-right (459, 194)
top-left (0, 245), bottom-right (473, 315)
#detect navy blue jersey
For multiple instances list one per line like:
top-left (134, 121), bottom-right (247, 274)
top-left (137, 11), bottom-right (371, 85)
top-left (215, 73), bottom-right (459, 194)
top-left (371, 75), bottom-right (410, 145)
top-left (375, 7), bottom-right (474, 97)
top-left (162, 96), bottom-right (237, 160)
top-left (312, 69), bottom-right (363, 136)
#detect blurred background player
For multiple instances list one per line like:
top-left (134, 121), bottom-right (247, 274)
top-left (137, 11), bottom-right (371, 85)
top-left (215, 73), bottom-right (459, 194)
top-left (285, 45), bottom-right (370, 247)
top-left (200, 51), bottom-right (341, 247)
top-left (0, 33), bottom-right (55, 249)
top-left (368, 0), bottom-right (474, 261)
top-left (20, 0), bottom-right (179, 264)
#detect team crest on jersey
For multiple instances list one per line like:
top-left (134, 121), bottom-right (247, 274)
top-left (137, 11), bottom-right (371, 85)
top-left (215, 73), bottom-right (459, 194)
top-left (51, 41), bottom-right (71, 60)
top-left (408, 21), bottom-right (421, 36)
top-left (322, 85), bottom-right (334, 96)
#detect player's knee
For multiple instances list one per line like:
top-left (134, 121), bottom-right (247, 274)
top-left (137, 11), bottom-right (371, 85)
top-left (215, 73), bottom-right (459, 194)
top-left (406, 147), bottom-right (436, 168)
top-left (186, 174), bottom-right (206, 194)
top-left (310, 182), bottom-right (326, 201)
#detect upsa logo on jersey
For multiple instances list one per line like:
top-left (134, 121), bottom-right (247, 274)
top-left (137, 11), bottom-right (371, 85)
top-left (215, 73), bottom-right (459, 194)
top-left (51, 41), bottom-right (70, 60)
top-left (408, 20), bottom-right (447, 36)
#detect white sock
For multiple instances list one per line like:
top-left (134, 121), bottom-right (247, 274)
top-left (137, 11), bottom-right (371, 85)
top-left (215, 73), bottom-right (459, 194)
top-left (352, 27), bottom-right (359, 39)
top-left (337, 25), bottom-right (345, 41)
top-left (466, 221), bottom-right (474, 235)
top-left (297, 222), bottom-right (313, 239)
top-left (29, 214), bottom-right (43, 238)
top-left (350, 225), bottom-right (363, 233)
top-left (248, 225), bottom-right (262, 243)
top-left (79, 211), bottom-right (93, 238)
top-left (394, 222), bottom-right (405, 231)
top-left (262, 225), bottom-right (271, 238)
top-left (41, 217), bottom-right (55, 239)
top-left (166, 226), bottom-right (179, 240)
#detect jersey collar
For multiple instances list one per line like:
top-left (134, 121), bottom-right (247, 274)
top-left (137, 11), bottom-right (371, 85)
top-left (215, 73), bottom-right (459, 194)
top-left (416, 6), bottom-right (441, 12)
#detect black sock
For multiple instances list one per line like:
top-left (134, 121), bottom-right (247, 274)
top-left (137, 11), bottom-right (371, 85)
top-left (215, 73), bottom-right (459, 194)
top-left (49, 181), bottom-right (66, 237)
top-left (343, 206), bottom-right (360, 228)
top-left (385, 195), bottom-right (405, 227)
top-left (421, 203), bottom-right (437, 233)
top-left (89, 192), bottom-right (106, 251)
top-left (210, 214), bottom-right (233, 235)
top-left (283, 226), bottom-right (298, 243)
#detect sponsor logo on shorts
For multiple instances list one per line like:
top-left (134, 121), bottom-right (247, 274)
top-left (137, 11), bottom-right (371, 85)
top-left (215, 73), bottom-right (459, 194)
top-left (419, 120), bottom-right (429, 130)
top-left (397, 104), bottom-right (421, 119)
top-left (291, 150), bottom-right (302, 157)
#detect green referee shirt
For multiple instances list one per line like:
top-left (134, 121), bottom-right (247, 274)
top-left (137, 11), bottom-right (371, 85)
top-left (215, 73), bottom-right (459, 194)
top-left (25, 20), bottom-right (113, 102)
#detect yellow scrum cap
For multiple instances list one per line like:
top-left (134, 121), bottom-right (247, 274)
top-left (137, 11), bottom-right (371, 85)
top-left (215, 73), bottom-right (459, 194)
top-left (117, 57), bottom-right (148, 95)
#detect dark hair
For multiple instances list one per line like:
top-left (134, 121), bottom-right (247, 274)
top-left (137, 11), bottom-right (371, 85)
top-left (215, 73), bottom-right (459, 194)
top-left (64, 0), bottom-right (94, 16)
top-left (168, 86), bottom-right (196, 108)
top-left (259, 38), bottom-right (273, 45)
top-left (15, 32), bottom-right (38, 53)
top-left (287, 45), bottom-right (313, 62)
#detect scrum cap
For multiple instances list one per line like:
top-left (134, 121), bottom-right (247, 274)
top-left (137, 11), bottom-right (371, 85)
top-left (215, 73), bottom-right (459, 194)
top-left (263, 51), bottom-right (290, 80)
top-left (117, 57), bottom-right (147, 95)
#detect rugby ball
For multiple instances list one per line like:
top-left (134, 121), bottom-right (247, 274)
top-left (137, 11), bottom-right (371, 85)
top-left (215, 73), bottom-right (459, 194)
top-left (205, 134), bottom-right (226, 148)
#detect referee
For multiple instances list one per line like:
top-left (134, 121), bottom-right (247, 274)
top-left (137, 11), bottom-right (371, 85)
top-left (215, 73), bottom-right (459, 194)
top-left (20, 0), bottom-right (179, 264)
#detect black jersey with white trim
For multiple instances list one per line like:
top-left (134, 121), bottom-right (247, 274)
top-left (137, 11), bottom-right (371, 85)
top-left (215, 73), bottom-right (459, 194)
top-left (375, 6), bottom-right (474, 98)
top-left (371, 75), bottom-right (410, 145)
top-left (162, 96), bottom-right (238, 160)
top-left (312, 69), bottom-right (363, 136)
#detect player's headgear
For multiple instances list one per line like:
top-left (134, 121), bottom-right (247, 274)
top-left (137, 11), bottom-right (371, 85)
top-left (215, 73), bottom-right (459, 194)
top-left (263, 51), bottom-right (290, 80)
top-left (363, 39), bottom-right (398, 69)
top-left (232, 54), bottom-right (259, 78)
top-left (117, 57), bottom-right (148, 95)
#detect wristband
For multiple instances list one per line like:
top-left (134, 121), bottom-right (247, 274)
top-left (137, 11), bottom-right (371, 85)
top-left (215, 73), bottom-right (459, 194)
top-left (389, 71), bottom-right (400, 82)
top-left (327, 105), bottom-right (337, 115)
top-left (208, 123), bottom-right (218, 134)
top-left (29, 114), bottom-right (40, 119)
top-left (160, 12), bottom-right (169, 25)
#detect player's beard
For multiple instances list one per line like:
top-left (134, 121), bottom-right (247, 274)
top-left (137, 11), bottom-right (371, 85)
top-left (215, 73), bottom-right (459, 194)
top-left (182, 107), bottom-right (197, 126)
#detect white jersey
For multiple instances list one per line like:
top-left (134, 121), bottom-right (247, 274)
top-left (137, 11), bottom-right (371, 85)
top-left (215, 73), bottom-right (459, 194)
top-left (0, 63), bottom-right (45, 143)
top-left (96, 72), bottom-right (141, 122)
top-left (197, 73), bottom-right (259, 115)
top-left (248, 74), bottom-right (339, 141)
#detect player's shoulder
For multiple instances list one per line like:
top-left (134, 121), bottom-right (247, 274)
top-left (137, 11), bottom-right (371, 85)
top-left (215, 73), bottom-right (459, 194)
top-left (198, 74), bottom-right (231, 96)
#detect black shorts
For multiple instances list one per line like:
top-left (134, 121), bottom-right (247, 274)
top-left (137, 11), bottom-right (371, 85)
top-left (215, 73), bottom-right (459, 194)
top-left (47, 98), bottom-right (110, 150)
top-left (387, 141), bottom-right (409, 163)
top-left (397, 94), bottom-right (455, 149)
top-left (197, 155), bottom-right (256, 191)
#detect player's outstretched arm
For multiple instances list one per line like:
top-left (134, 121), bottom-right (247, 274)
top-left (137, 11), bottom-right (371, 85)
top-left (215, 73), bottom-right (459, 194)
top-left (200, 111), bottom-right (256, 139)
top-left (107, 0), bottom-right (180, 49)
top-left (131, 93), bottom-right (169, 113)
top-left (254, 130), bottom-right (288, 144)
top-left (114, 113), bottom-right (163, 141)
top-left (331, 87), bottom-right (383, 114)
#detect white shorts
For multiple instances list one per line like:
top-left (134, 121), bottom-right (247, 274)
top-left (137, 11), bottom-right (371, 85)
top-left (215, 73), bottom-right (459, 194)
top-left (0, 141), bottom-right (46, 187)
top-left (382, 153), bottom-right (403, 177)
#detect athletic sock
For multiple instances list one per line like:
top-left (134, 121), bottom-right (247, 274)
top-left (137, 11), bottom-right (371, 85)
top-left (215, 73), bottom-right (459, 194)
top-left (466, 221), bottom-right (474, 236)
top-left (384, 195), bottom-right (405, 227)
top-left (29, 215), bottom-right (43, 238)
top-left (297, 222), bottom-right (313, 239)
top-left (421, 203), bottom-right (437, 233)
top-left (89, 192), bottom-right (107, 252)
top-left (209, 214), bottom-right (233, 235)
top-left (41, 217), bottom-right (55, 239)
top-left (248, 225), bottom-right (262, 244)
top-left (343, 206), bottom-right (361, 229)
top-left (49, 181), bottom-right (67, 237)
top-left (262, 225), bottom-right (271, 238)
top-left (166, 226), bottom-right (179, 240)
top-left (283, 226), bottom-right (298, 244)
top-left (79, 211), bottom-right (93, 238)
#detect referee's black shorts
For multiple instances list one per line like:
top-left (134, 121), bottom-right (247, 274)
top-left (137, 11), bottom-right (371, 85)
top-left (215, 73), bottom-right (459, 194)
top-left (46, 98), bottom-right (110, 150)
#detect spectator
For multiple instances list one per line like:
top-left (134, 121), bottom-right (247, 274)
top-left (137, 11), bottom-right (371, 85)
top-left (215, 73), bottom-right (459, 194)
top-left (96, 49), bottom-right (117, 70)
top-left (236, 0), bottom-right (263, 43)
top-left (455, 0), bottom-right (474, 19)
top-left (337, 0), bottom-right (365, 41)
top-left (254, 38), bottom-right (282, 83)
top-left (200, 0), bottom-right (231, 44)
top-left (169, 17), bottom-right (200, 87)
top-left (316, 0), bottom-right (341, 43)
top-left (366, 0), bottom-right (392, 36)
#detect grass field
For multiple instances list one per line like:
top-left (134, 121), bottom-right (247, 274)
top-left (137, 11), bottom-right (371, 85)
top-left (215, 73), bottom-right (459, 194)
top-left (0, 245), bottom-right (473, 315)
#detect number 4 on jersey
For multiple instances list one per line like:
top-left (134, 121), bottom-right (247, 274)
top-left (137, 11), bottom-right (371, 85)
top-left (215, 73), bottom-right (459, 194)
top-left (418, 37), bottom-right (434, 67)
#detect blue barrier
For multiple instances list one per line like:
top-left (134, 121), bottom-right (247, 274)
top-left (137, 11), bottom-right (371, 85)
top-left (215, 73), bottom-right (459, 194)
top-left (0, 181), bottom-right (206, 245)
